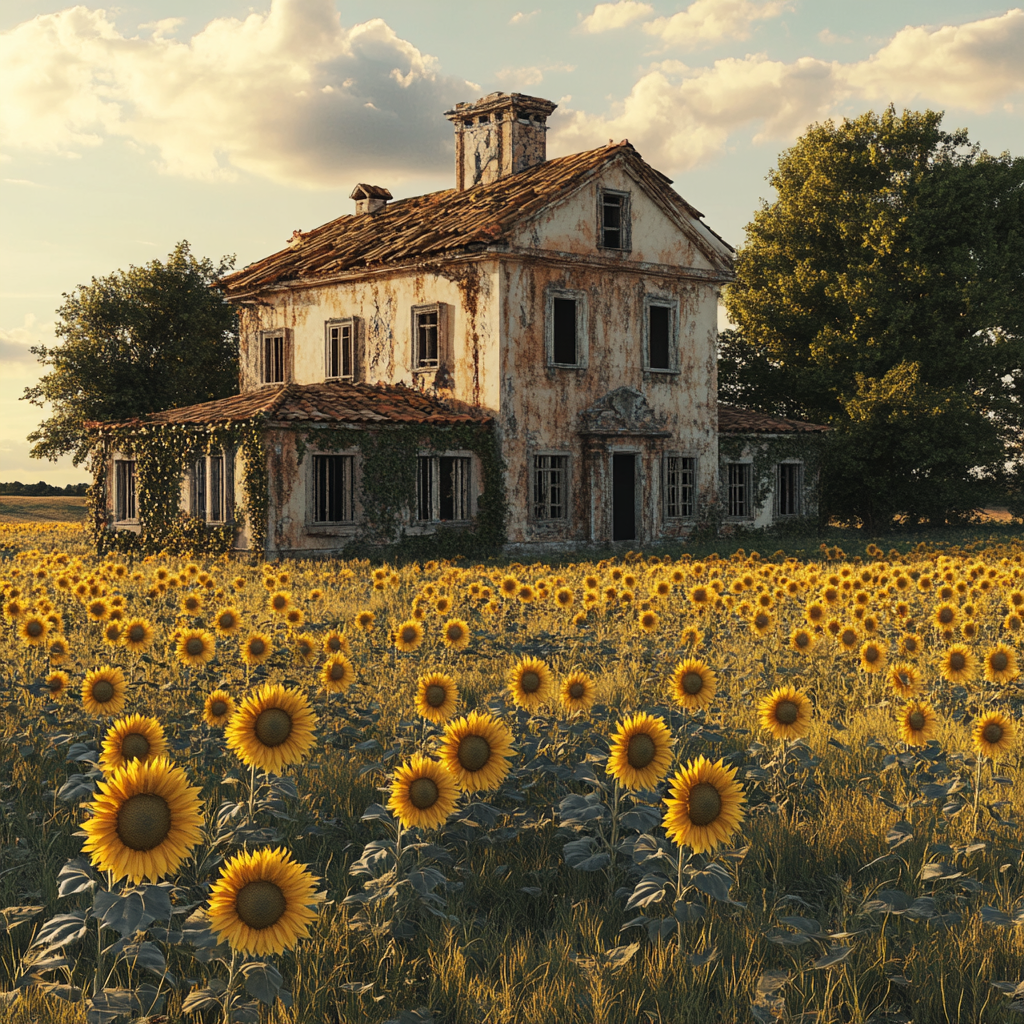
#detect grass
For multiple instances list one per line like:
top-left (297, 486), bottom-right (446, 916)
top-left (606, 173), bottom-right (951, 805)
top-left (1, 528), bottom-right (1023, 1022)
top-left (0, 496), bottom-right (88, 525)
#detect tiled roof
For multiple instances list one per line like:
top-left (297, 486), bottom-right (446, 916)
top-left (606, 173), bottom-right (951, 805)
top-left (85, 382), bottom-right (491, 431)
top-left (217, 142), bottom-right (732, 294)
top-left (718, 404), bottom-right (828, 434)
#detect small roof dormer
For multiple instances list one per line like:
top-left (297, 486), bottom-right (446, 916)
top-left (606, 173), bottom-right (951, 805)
top-left (350, 183), bottom-right (392, 215)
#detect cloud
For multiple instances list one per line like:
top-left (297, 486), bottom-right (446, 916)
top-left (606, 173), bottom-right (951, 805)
top-left (495, 63), bottom-right (576, 87)
top-left (0, 315), bottom-right (54, 369)
top-left (581, 1), bottom-right (654, 33)
top-left (509, 10), bottom-right (539, 24)
top-left (0, 0), bottom-right (477, 187)
top-left (552, 9), bottom-right (1024, 171)
top-left (643, 0), bottom-right (791, 49)
top-left (817, 28), bottom-right (849, 45)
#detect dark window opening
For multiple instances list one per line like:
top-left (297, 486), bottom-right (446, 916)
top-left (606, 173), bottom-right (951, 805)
top-left (210, 456), bottom-right (224, 522)
top-left (114, 460), bottom-right (136, 521)
top-left (777, 463), bottom-right (802, 517)
top-left (533, 455), bottom-right (567, 520)
top-left (601, 193), bottom-right (623, 248)
top-left (665, 456), bottom-right (695, 518)
top-left (416, 311), bottom-right (438, 368)
top-left (417, 457), bottom-right (433, 521)
top-left (552, 297), bottom-right (577, 365)
top-left (263, 333), bottom-right (285, 383)
top-left (612, 453), bottom-right (636, 541)
top-left (313, 455), bottom-right (355, 523)
top-left (648, 304), bottom-right (671, 370)
top-left (417, 456), bottom-right (471, 521)
top-left (727, 463), bottom-right (751, 518)
top-left (326, 322), bottom-right (353, 379)
top-left (192, 460), bottom-right (207, 520)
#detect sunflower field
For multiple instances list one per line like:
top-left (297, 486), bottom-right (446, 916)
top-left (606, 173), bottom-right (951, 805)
top-left (2, 521), bottom-right (1024, 1023)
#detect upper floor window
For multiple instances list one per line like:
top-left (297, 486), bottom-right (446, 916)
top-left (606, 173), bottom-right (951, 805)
top-left (325, 319), bottom-right (355, 380)
top-left (417, 455), bottom-right (471, 522)
top-left (726, 462), bottom-right (753, 519)
top-left (312, 454), bottom-right (356, 523)
top-left (532, 454), bottom-right (569, 521)
top-left (545, 288), bottom-right (588, 368)
top-left (664, 455), bottom-right (696, 519)
top-left (776, 462), bottom-right (803, 517)
top-left (412, 304), bottom-right (448, 372)
top-left (644, 296), bottom-right (678, 372)
top-left (260, 329), bottom-right (289, 384)
top-left (114, 459), bottom-right (137, 522)
top-left (598, 189), bottom-right (631, 251)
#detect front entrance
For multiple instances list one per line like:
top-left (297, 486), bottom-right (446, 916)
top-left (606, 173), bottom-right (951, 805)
top-left (612, 453), bottom-right (636, 541)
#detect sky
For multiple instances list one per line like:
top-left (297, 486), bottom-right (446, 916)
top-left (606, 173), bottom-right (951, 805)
top-left (1, 0), bottom-right (1022, 485)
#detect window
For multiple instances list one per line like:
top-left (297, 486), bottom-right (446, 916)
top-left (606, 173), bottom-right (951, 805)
top-left (191, 454), bottom-right (229, 523)
top-left (325, 319), bottom-right (355, 380)
top-left (312, 455), bottom-right (356, 523)
top-left (545, 289), bottom-right (587, 367)
top-left (598, 189), bottom-right (630, 250)
top-left (664, 456), bottom-right (696, 518)
top-left (726, 463), bottom-right (753, 518)
top-left (412, 304), bottom-right (448, 371)
top-left (261, 330), bottom-right (288, 384)
top-left (776, 462), bottom-right (803, 517)
top-left (533, 454), bottom-right (568, 520)
top-left (209, 456), bottom-right (224, 522)
top-left (417, 455), bottom-right (472, 522)
top-left (114, 459), bottom-right (137, 522)
top-left (644, 297), bottom-right (678, 372)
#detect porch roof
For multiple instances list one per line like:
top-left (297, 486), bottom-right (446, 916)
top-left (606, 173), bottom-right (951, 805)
top-left (718, 404), bottom-right (828, 434)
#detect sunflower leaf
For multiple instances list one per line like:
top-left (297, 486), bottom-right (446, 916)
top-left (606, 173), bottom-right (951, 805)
top-left (980, 906), bottom-right (1014, 927)
top-left (30, 912), bottom-right (87, 951)
top-left (689, 944), bottom-right (720, 967)
top-left (624, 874), bottom-right (669, 911)
top-left (689, 865), bottom-right (744, 906)
top-left (672, 901), bottom-right (706, 923)
top-left (242, 960), bottom-right (283, 1004)
top-left (813, 945), bottom-right (854, 969)
top-left (1, 905), bottom-right (44, 934)
top-left (57, 859), bottom-right (98, 898)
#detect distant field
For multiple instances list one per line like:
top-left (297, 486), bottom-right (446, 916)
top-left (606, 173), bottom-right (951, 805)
top-left (0, 495), bottom-right (88, 523)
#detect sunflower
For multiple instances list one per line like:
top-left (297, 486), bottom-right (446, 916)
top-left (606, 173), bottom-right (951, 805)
top-left (18, 615), bottom-right (49, 647)
top-left (415, 672), bottom-right (460, 724)
top-left (207, 847), bottom-right (321, 956)
top-left (679, 624), bottom-right (703, 648)
top-left (323, 630), bottom-right (351, 657)
top-left (241, 632), bottom-right (273, 668)
top-left (289, 633), bottom-right (315, 665)
top-left (507, 657), bottom-right (554, 711)
top-left (100, 714), bottom-right (168, 774)
top-left (48, 636), bottom-right (71, 665)
top-left (749, 610), bottom-right (774, 637)
top-left (203, 689), bottom-right (235, 728)
top-left (320, 654), bottom-right (355, 694)
top-left (213, 607), bottom-right (242, 637)
top-left (669, 658), bottom-right (716, 711)
top-left (804, 602), bottom-right (826, 626)
top-left (388, 754), bottom-right (460, 830)
top-left (897, 700), bottom-right (939, 747)
top-left (555, 587), bottom-right (575, 610)
top-left (938, 644), bottom-right (975, 685)
top-left (606, 712), bottom-right (674, 792)
top-left (393, 620), bottom-right (424, 653)
top-left (758, 685), bottom-right (813, 741)
top-left (638, 610), bottom-right (660, 633)
top-left (499, 576), bottom-right (520, 599)
top-left (983, 644), bottom-right (1019, 684)
top-left (86, 598), bottom-right (111, 623)
top-left (932, 603), bottom-right (957, 630)
top-left (80, 756), bottom-right (204, 883)
top-left (837, 624), bottom-right (860, 652)
top-left (788, 628), bottom-right (816, 655)
top-left (886, 662), bottom-right (923, 698)
top-left (1005, 612), bottom-right (1023, 634)
top-left (559, 671), bottom-right (596, 715)
top-left (268, 591), bottom-right (291, 616)
top-left (44, 671), bottom-right (70, 698)
top-left (437, 711), bottom-right (514, 793)
top-left (663, 756), bottom-right (746, 854)
top-left (899, 633), bottom-right (923, 658)
top-left (176, 629), bottom-right (216, 669)
top-left (972, 711), bottom-right (1017, 758)
top-left (435, 596), bottom-right (452, 615)
top-left (102, 621), bottom-right (122, 646)
top-left (442, 619), bottom-right (471, 651)
top-left (284, 608), bottom-right (304, 630)
top-left (82, 665), bottom-right (128, 716)
top-left (226, 683), bottom-right (319, 774)
top-left (859, 640), bottom-right (887, 674)
top-left (181, 593), bottom-right (204, 616)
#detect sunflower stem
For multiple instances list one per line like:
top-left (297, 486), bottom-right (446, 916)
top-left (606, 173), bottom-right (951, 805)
top-left (222, 947), bottom-right (239, 1024)
top-left (675, 845), bottom-right (689, 950)
top-left (607, 780), bottom-right (620, 895)
top-left (247, 761), bottom-right (257, 822)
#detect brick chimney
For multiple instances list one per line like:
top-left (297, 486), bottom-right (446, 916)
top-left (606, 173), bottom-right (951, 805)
top-left (350, 183), bottom-right (392, 215)
top-left (444, 92), bottom-right (557, 191)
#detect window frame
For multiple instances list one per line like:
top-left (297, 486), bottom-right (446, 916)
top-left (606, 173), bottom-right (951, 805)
top-left (725, 461), bottom-right (754, 520)
top-left (530, 451), bottom-right (571, 523)
top-left (775, 460), bottom-right (804, 518)
top-left (189, 450), bottom-right (232, 524)
top-left (305, 448), bottom-right (361, 534)
top-left (643, 294), bottom-right (680, 374)
top-left (544, 287), bottom-right (589, 369)
top-left (597, 187), bottom-right (631, 252)
top-left (662, 453), bottom-right (697, 520)
top-left (259, 328), bottom-right (291, 385)
top-left (415, 452), bottom-right (474, 524)
top-left (324, 318), bottom-right (357, 381)
top-left (411, 303), bottom-right (449, 373)
top-left (113, 458), bottom-right (138, 524)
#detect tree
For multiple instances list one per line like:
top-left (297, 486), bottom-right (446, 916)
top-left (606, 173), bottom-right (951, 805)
top-left (22, 241), bottom-right (239, 465)
top-left (721, 108), bottom-right (1023, 528)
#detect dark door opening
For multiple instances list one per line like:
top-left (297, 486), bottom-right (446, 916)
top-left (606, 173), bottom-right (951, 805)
top-left (612, 453), bottom-right (636, 541)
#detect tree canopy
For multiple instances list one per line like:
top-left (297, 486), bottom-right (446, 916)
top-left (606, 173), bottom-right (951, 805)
top-left (22, 241), bottom-right (239, 466)
top-left (720, 107), bottom-right (1023, 528)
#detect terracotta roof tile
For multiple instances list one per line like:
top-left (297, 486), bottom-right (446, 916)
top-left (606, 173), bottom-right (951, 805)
top-left (718, 403), bottom-right (828, 434)
top-left (217, 142), bottom-right (732, 295)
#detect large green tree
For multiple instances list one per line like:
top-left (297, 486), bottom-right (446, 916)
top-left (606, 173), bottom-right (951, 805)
top-left (720, 108), bottom-right (1023, 528)
top-left (22, 241), bottom-right (239, 465)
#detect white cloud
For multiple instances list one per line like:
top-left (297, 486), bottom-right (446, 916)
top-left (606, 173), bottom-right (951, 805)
top-left (0, 315), bottom-right (53, 369)
top-left (509, 10), bottom-right (540, 24)
top-left (495, 63), bottom-right (576, 87)
top-left (0, 0), bottom-right (476, 187)
top-left (643, 0), bottom-right (791, 49)
top-left (580, 2), bottom-right (654, 34)
top-left (552, 9), bottom-right (1024, 170)
top-left (817, 28), bottom-right (849, 45)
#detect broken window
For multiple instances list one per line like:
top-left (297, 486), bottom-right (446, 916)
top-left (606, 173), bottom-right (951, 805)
top-left (727, 463), bottom-right (753, 518)
top-left (325, 319), bottom-right (355, 380)
top-left (599, 189), bottom-right (630, 250)
top-left (533, 454), bottom-right (568, 520)
top-left (312, 455), bottom-right (356, 523)
top-left (776, 462), bottom-right (803, 517)
top-left (114, 459), bottom-right (137, 522)
top-left (417, 455), bottom-right (471, 522)
top-left (664, 456), bottom-right (695, 518)
top-left (261, 331), bottom-right (287, 384)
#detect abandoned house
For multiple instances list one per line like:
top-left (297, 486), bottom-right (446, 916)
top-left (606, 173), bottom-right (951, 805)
top-left (88, 92), bottom-right (826, 556)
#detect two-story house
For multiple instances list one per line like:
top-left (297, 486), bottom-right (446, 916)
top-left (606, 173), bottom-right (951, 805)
top-left (89, 92), bottom-right (825, 556)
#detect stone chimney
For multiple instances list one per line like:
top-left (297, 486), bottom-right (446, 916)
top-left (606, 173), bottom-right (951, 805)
top-left (350, 183), bottom-right (392, 215)
top-left (444, 92), bottom-right (557, 191)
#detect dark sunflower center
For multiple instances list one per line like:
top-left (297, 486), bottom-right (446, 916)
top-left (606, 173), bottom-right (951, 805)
top-left (235, 880), bottom-right (286, 930)
top-left (755, 613), bottom-right (769, 628)
top-left (458, 735), bottom-right (491, 772)
top-left (401, 627), bottom-right (418, 644)
top-left (47, 677), bottom-right (63, 692)
top-left (905, 640), bottom-right (917, 652)
top-left (682, 672), bottom-right (704, 695)
top-left (842, 631), bottom-right (856, 645)
top-left (211, 700), bottom-right (228, 717)
top-left (909, 711), bottom-right (926, 731)
top-left (128, 625), bottom-right (145, 642)
top-left (249, 639), bottom-right (266, 656)
top-left (982, 723), bottom-right (1003, 744)
top-left (116, 793), bottom-right (171, 851)
top-left (569, 682), bottom-right (585, 699)
top-left (426, 684), bottom-right (446, 708)
top-left (626, 733), bottom-right (656, 769)
top-left (328, 638), bottom-right (341, 651)
top-left (447, 626), bottom-right (463, 641)
top-left (27, 621), bottom-right (43, 636)
top-left (795, 633), bottom-right (810, 647)
top-left (938, 608), bottom-right (954, 624)
top-left (219, 614), bottom-right (234, 629)
top-left (775, 700), bottom-right (799, 725)
top-left (896, 673), bottom-right (911, 687)
top-left (185, 638), bottom-right (204, 656)
top-left (92, 680), bottom-right (115, 704)
top-left (949, 652), bottom-right (966, 671)
top-left (520, 671), bottom-right (542, 693)
top-left (121, 732), bottom-right (151, 760)
top-left (408, 777), bottom-right (439, 809)
top-left (255, 708), bottom-right (292, 747)
top-left (864, 647), bottom-right (879, 662)
top-left (328, 663), bottom-right (346, 681)
top-left (273, 597), bottom-right (286, 609)
top-left (688, 782), bottom-right (722, 827)
top-left (991, 652), bottom-right (1009, 672)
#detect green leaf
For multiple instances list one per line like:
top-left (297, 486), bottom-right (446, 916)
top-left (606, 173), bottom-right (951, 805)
top-left (242, 960), bottom-right (283, 1005)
